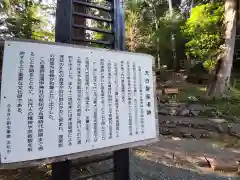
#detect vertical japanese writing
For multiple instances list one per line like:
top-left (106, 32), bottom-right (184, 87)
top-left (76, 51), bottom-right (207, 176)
top-left (133, 63), bottom-right (138, 135)
top-left (68, 56), bottom-right (73, 146)
top-left (107, 61), bottom-right (113, 139)
top-left (145, 71), bottom-right (152, 116)
top-left (17, 51), bottom-right (25, 114)
top-left (100, 59), bottom-right (106, 140)
top-left (92, 61), bottom-right (98, 142)
top-left (27, 99), bottom-right (33, 152)
top-left (114, 63), bottom-right (120, 137)
top-left (48, 54), bottom-right (55, 121)
top-left (84, 57), bottom-right (90, 143)
top-left (6, 104), bottom-right (12, 154)
top-left (58, 55), bottom-right (64, 148)
top-left (38, 57), bottom-right (45, 151)
top-left (76, 57), bottom-right (82, 144)
top-left (0, 42), bottom-right (159, 163)
top-left (120, 61), bottom-right (125, 103)
top-left (138, 66), bottom-right (144, 134)
top-left (127, 61), bottom-right (133, 136)
top-left (28, 52), bottom-right (34, 95)
top-left (27, 52), bottom-right (34, 152)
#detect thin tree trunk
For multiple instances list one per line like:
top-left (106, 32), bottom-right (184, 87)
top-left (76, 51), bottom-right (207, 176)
top-left (207, 0), bottom-right (236, 97)
top-left (155, 21), bottom-right (161, 69)
top-left (153, 6), bottom-right (161, 69)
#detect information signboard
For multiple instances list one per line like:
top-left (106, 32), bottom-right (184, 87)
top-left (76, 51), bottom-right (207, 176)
top-left (0, 40), bottom-right (157, 164)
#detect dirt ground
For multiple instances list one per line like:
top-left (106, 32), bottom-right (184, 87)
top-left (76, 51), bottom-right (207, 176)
top-left (1, 135), bottom-right (240, 180)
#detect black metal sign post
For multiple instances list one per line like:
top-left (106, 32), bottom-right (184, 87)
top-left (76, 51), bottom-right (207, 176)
top-left (52, 0), bottom-right (73, 179)
top-left (114, 149), bottom-right (130, 180)
top-left (52, 0), bottom-right (129, 179)
top-left (113, 0), bottom-right (130, 179)
top-left (52, 160), bottom-right (71, 180)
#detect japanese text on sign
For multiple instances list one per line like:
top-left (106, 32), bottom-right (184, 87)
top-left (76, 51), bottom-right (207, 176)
top-left (0, 40), bottom-right (157, 164)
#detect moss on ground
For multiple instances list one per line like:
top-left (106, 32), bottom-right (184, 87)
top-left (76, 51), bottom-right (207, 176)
top-left (176, 81), bottom-right (240, 122)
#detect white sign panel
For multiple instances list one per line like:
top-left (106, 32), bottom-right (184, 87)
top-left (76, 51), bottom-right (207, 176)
top-left (0, 40), bottom-right (156, 164)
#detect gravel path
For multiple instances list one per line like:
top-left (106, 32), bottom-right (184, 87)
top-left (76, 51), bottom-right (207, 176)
top-left (85, 151), bottom-right (239, 180)
top-left (130, 155), bottom-right (239, 180)
top-left (1, 155), bottom-right (238, 180)
top-left (1, 147), bottom-right (239, 180)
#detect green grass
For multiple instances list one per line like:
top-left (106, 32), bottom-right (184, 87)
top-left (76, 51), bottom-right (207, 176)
top-left (177, 85), bottom-right (207, 102)
top-left (176, 81), bottom-right (240, 121)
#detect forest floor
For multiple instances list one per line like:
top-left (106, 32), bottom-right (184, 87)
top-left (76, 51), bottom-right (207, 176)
top-left (176, 84), bottom-right (240, 121)
top-left (154, 71), bottom-right (240, 177)
top-left (157, 71), bottom-right (240, 122)
top-left (134, 136), bottom-right (240, 178)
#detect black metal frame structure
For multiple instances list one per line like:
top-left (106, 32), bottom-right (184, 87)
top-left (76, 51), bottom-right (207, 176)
top-left (53, 0), bottom-right (129, 180)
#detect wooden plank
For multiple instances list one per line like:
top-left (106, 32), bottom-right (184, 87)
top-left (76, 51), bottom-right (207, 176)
top-left (163, 88), bottom-right (179, 95)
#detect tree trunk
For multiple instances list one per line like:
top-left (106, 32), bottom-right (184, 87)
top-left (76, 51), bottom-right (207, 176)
top-left (155, 20), bottom-right (161, 69)
top-left (207, 0), bottom-right (237, 97)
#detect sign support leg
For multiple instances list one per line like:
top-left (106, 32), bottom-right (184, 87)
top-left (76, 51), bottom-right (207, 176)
top-left (113, 1), bottom-right (130, 180)
top-left (52, 1), bottom-right (73, 180)
top-left (114, 149), bottom-right (130, 180)
top-left (52, 160), bottom-right (71, 180)
top-left (52, 0), bottom-right (130, 179)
